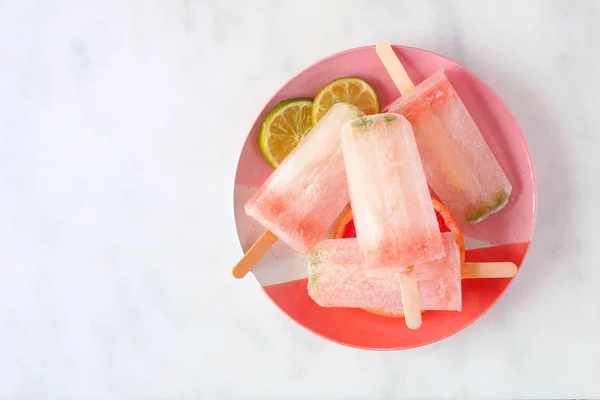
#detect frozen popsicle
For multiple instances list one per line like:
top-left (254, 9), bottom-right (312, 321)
top-left (308, 233), bottom-right (461, 311)
top-left (341, 113), bottom-right (446, 268)
top-left (341, 113), bottom-right (446, 328)
top-left (376, 42), bottom-right (512, 224)
top-left (233, 103), bottom-right (364, 279)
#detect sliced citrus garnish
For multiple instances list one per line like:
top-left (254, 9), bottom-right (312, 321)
top-left (312, 78), bottom-right (379, 124)
top-left (259, 98), bottom-right (314, 168)
top-left (332, 207), bottom-right (355, 239)
top-left (332, 198), bottom-right (465, 318)
top-left (431, 197), bottom-right (465, 263)
top-left (362, 308), bottom-right (407, 318)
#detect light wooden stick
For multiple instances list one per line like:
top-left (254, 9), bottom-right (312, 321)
top-left (398, 267), bottom-right (422, 329)
top-left (231, 230), bottom-right (278, 279)
top-left (376, 41), bottom-right (415, 95)
top-left (461, 262), bottom-right (517, 279)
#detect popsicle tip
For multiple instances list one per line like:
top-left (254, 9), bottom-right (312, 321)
top-left (406, 317), bottom-right (422, 330)
top-left (466, 189), bottom-right (511, 223)
top-left (375, 42), bottom-right (392, 57)
top-left (231, 266), bottom-right (249, 279)
top-left (231, 230), bottom-right (278, 280)
top-left (374, 41), bottom-right (415, 95)
top-left (506, 262), bottom-right (518, 276)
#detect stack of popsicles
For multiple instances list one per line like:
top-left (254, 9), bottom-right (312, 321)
top-left (233, 42), bottom-right (515, 330)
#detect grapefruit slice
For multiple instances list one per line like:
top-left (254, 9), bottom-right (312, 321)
top-left (332, 198), bottom-right (465, 318)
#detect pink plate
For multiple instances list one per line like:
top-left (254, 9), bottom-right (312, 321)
top-left (233, 45), bottom-right (536, 350)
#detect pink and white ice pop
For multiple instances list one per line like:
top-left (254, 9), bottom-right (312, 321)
top-left (308, 233), bottom-right (461, 311)
top-left (245, 103), bottom-right (364, 254)
top-left (384, 70), bottom-right (512, 223)
top-left (340, 113), bottom-right (445, 269)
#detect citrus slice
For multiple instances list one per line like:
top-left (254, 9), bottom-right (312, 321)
top-left (332, 207), bottom-right (355, 239)
top-left (312, 78), bottom-right (380, 124)
top-left (259, 98), bottom-right (314, 168)
top-left (361, 308), bottom-right (407, 318)
top-left (332, 198), bottom-right (465, 318)
top-left (431, 197), bottom-right (465, 263)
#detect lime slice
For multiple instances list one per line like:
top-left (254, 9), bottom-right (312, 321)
top-left (312, 77), bottom-right (380, 124)
top-left (259, 98), bottom-right (314, 168)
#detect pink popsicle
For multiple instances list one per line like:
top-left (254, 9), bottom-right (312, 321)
top-left (245, 103), bottom-right (363, 254)
top-left (308, 233), bottom-right (462, 311)
top-left (384, 71), bottom-right (512, 223)
top-left (340, 113), bottom-right (445, 269)
top-left (376, 42), bottom-right (512, 224)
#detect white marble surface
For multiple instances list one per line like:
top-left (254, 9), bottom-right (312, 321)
top-left (0, 0), bottom-right (598, 398)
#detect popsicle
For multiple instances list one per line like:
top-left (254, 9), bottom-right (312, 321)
top-left (376, 42), bottom-right (512, 224)
top-left (308, 235), bottom-right (517, 310)
top-left (233, 103), bottom-right (364, 279)
top-left (308, 233), bottom-right (461, 311)
top-left (341, 113), bottom-right (445, 328)
top-left (341, 113), bottom-right (445, 268)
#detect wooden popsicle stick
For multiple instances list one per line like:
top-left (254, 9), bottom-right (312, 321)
top-left (231, 230), bottom-right (279, 279)
top-left (461, 262), bottom-right (517, 279)
top-left (397, 267), bottom-right (422, 329)
top-left (375, 41), bottom-right (415, 95)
